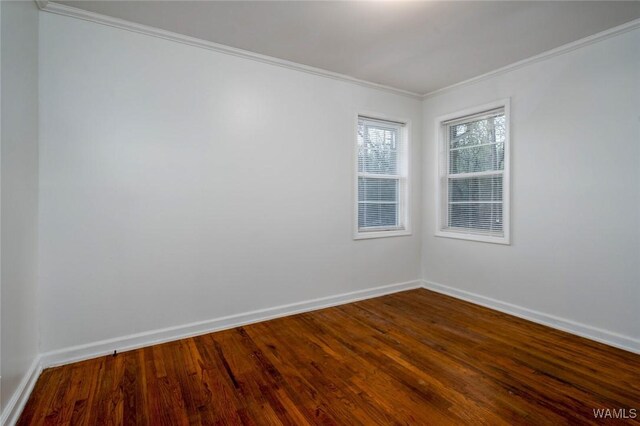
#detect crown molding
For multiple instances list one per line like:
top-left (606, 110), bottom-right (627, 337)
top-left (37, 2), bottom-right (640, 101)
top-left (423, 17), bottom-right (640, 99)
top-left (38, 1), bottom-right (422, 100)
top-left (35, 0), bottom-right (48, 10)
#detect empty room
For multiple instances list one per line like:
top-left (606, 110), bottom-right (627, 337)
top-left (1, 0), bottom-right (639, 424)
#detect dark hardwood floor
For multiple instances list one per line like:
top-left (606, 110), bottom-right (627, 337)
top-left (18, 289), bottom-right (640, 425)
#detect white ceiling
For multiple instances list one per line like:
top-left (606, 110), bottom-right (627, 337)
top-left (54, 1), bottom-right (640, 95)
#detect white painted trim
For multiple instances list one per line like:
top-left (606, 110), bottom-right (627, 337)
top-left (37, 2), bottom-right (421, 100)
top-left (0, 357), bottom-right (42, 426)
top-left (353, 112), bottom-right (412, 240)
top-left (35, 3), bottom-right (640, 99)
top-left (423, 18), bottom-right (640, 98)
top-left (421, 280), bottom-right (640, 355)
top-left (6, 279), bottom-right (637, 423)
top-left (34, 0), bottom-right (48, 10)
top-left (354, 229), bottom-right (412, 240)
top-left (434, 99), bottom-right (511, 245)
top-left (433, 231), bottom-right (509, 246)
top-left (40, 280), bottom-right (421, 368)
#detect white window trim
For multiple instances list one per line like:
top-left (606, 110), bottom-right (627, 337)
top-left (434, 99), bottom-right (511, 245)
top-left (354, 112), bottom-right (412, 240)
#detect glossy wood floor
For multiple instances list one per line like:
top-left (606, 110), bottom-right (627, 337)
top-left (18, 289), bottom-right (640, 425)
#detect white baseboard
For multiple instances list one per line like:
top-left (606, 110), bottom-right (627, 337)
top-left (40, 280), bottom-right (422, 368)
top-left (10, 278), bottom-right (636, 425)
top-left (421, 280), bottom-right (640, 355)
top-left (0, 356), bottom-right (42, 426)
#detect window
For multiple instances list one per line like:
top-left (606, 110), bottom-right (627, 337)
top-left (355, 115), bottom-right (410, 239)
top-left (435, 100), bottom-right (510, 244)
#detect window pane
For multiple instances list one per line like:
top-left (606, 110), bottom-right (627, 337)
top-left (359, 202), bottom-right (398, 229)
top-left (449, 142), bottom-right (504, 174)
top-left (441, 107), bottom-right (507, 240)
top-left (449, 175), bottom-right (502, 202)
top-left (358, 177), bottom-right (398, 202)
top-left (449, 113), bottom-right (505, 149)
top-left (358, 122), bottom-right (398, 175)
top-left (448, 203), bottom-right (503, 234)
top-left (356, 116), bottom-right (406, 235)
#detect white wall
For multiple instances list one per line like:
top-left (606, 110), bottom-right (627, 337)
top-left (422, 28), bottom-right (640, 342)
top-left (38, 13), bottom-right (422, 353)
top-left (1, 0), bottom-right (40, 414)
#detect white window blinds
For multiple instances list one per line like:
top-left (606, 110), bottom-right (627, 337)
top-left (356, 117), bottom-right (408, 235)
top-left (440, 107), bottom-right (509, 241)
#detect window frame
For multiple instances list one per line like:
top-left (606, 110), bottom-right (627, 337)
top-left (354, 112), bottom-right (411, 240)
top-left (434, 99), bottom-right (511, 245)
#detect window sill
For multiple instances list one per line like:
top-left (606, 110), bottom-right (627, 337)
top-left (354, 229), bottom-right (412, 240)
top-left (435, 230), bottom-right (510, 245)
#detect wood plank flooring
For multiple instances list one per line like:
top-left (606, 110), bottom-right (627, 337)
top-left (18, 289), bottom-right (640, 425)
